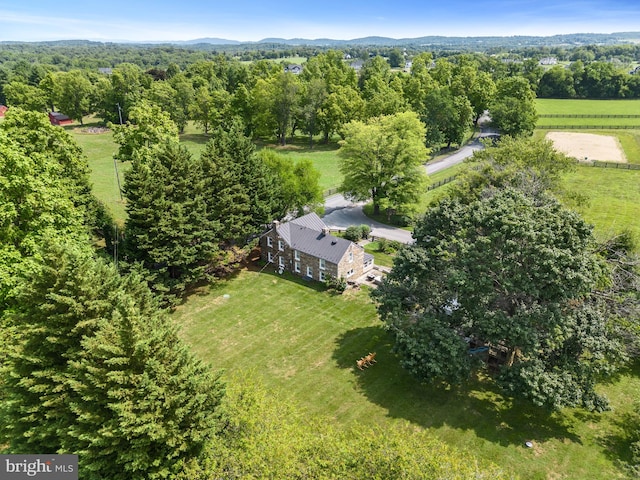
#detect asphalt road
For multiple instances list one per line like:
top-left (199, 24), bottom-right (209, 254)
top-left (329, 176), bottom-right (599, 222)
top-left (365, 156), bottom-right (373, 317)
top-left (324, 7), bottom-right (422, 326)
top-left (322, 126), bottom-right (496, 243)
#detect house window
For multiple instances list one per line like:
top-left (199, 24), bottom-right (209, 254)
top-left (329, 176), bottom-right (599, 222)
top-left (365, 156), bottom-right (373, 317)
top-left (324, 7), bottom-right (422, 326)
top-left (348, 251), bottom-right (353, 263)
top-left (294, 262), bottom-right (300, 273)
top-left (267, 251), bottom-right (273, 262)
top-left (267, 236), bottom-right (273, 247)
top-left (347, 268), bottom-right (354, 277)
top-left (294, 250), bottom-right (300, 260)
top-left (278, 240), bottom-right (284, 251)
top-left (319, 271), bottom-right (326, 282)
top-left (279, 256), bottom-right (285, 267)
top-left (306, 266), bottom-right (313, 278)
top-left (319, 258), bottom-right (326, 270)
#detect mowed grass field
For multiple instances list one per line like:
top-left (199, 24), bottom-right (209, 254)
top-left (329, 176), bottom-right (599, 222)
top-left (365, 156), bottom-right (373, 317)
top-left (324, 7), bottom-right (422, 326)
top-left (175, 264), bottom-right (640, 480)
top-left (562, 165), bottom-right (640, 241)
top-left (536, 98), bottom-right (640, 116)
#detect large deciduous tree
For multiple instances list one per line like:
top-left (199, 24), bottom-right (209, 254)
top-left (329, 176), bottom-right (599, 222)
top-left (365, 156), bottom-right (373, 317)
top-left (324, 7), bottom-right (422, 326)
top-left (252, 72), bottom-right (300, 145)
top-left (339, 111), bottom-right (429, 216)
top-left (489, 77), bottom-right (538, 137)
top-left (0, 109), bottom-right (111, 306)
top-left (54, 70), bottom-right (94, 124)
top-left (375, 188), bottom-right (621, 411)
top-left (258, 149), bottom-right (323, 218)
top-left (111, 100), bottom-right (179, 163)
top-left (0, 245), bottom-right (224, 479)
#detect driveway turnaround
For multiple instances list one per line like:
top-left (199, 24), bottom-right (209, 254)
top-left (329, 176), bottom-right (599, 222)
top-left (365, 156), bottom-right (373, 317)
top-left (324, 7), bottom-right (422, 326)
top-left (321, 125), bottom-right (496, 243)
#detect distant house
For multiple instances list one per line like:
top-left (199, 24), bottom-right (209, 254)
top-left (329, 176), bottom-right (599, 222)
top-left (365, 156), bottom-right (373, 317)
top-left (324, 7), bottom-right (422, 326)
top-left (0, 105), bottom-right (7, 117)
top-left (48, 111), bottom-right (73, 126)
top-left (539, 57), bottom-right (558, 66)
top-left (260, 212), bottom-right (374, 283)
top-left (284, 64), bottom-right (303, 74)
top-left (404, 61), bottom-right (413, 72)
top-left (98, 67), bottom-right (113, 75)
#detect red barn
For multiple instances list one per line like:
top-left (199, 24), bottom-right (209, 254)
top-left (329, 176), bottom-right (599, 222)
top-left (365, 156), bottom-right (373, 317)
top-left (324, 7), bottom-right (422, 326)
top-left (48, 111), bottom-right (73, 126)
top-left (0, 105), bottom-right (7, 117)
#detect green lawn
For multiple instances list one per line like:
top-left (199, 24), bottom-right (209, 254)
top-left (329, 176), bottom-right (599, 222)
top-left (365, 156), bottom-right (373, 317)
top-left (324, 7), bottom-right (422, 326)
top-left (363, 241), bottom-right (395, 267)
top-left (174, 265), bottom-right (640, 480)
top-left (259, 138), bottom-right (343, 193)
top-left (562, 165), bottom-right (640, 241)
top-left (536, 98), bottom-right (640, 116)
top-left (70, 126), bottom-right (128, 225)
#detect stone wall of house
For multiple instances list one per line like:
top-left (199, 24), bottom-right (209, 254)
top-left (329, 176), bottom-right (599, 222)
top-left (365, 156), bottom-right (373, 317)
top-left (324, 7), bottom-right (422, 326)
top-left (260, 227), bottom-right (368, 282)
top-left (336, 243), bottom-right (366, 280)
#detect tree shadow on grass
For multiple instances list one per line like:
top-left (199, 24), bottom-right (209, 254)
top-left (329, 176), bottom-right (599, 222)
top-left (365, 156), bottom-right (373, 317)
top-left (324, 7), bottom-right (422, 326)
top-left (333, 325), bottom-right (582, 447)
top-left (179, 133), bottom-right (210, 145)
top-left (594, 360), bottom-right (640, 474)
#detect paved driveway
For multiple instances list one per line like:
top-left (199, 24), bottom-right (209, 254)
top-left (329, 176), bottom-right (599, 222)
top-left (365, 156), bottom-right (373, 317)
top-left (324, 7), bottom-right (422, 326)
top-left (322, 131), bottom-right (493, 243)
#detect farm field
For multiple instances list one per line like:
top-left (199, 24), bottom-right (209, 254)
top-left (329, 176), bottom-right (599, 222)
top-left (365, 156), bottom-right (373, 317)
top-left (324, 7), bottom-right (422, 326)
top-left (174, 264), bottom-right (640, 480)
top-left (536, 98), bottom-right (640, 116)
top-left (562, 165), bottom-right (640, 241)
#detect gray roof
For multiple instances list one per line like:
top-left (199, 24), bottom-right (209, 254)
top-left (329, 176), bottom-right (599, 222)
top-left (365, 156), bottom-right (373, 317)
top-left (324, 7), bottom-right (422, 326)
top-left (276, 213), bottom-right (353, 264)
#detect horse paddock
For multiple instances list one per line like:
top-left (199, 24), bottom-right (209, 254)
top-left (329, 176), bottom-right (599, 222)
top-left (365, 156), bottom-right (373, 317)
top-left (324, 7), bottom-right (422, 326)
top-left (545, 131), bottom-right (627, 162)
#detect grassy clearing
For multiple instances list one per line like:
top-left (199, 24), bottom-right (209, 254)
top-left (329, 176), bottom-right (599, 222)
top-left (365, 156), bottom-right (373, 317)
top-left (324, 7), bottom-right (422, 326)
top-left (258, 137), bottom-right (343, 192)
top-left (363, 241), bottom-right (395, 267)
top-left (536, 98), bottom-right (640, 116)
top-left (175, 265), bottom-right (639, 480)
top-left (537, 117), bottom-right (640, 127)
top-left (70, 126), bottom-right (128, 225)
top-left (562, 165), bottom-right (640, 242)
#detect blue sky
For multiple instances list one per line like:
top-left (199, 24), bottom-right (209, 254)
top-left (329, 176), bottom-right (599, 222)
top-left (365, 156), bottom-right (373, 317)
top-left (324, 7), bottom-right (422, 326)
top-left (1, 1), bottom-right (639, 42)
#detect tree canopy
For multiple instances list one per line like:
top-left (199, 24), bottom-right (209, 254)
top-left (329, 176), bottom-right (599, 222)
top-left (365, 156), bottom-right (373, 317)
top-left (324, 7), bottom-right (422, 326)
top-left (0, 245), bottom-right (224, 479)
top-left (339, 111), bottom-right (429, 217)
top-left (375, 188), bottom-right (622, 411)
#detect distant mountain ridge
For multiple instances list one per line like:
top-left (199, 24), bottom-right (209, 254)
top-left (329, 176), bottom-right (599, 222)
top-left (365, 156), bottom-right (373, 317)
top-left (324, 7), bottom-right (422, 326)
top-left (183, 32), bottom-right (640, 47)
top-left (2, 32), bottom-right (639, 49)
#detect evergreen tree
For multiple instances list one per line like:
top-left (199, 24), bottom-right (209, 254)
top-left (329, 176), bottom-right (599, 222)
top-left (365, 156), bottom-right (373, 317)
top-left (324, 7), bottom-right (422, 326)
top-left (0, 245), bottom-right (224, 479)
top-left (201, 122), bottom-right (279, 245)
top-left (123, 143), bottom-right (217, 301)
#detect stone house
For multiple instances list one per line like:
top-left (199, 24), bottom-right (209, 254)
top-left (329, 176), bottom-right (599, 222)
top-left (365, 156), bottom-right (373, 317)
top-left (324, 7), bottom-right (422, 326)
top-left (260, 213), bottom-right (374, 282)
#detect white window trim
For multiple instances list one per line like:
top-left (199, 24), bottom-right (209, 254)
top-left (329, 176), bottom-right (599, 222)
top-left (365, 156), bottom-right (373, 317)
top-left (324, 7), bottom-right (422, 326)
top-left (348, 251), bottom-right (353, 263)
top-left (278, 240), bottom-right (284, 251)
top-left (306, 266), bottom-right (313, 278)
top-left (294, 262), bottom-right (300, 272)
top-left (319, 258), bottom-right (326, 270)
top-left (294, 249), bottom-right (300, 260)
top-left (267, 251), bottom-right (273, 262)
top-left (319, 271), bottom-right (326, 281)
top-left (278, 256), bottom-right (285, 267)
top-left (267, 236), bottom-right (273, 247)
top-left (346, 268), bottom-right (354, 278)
